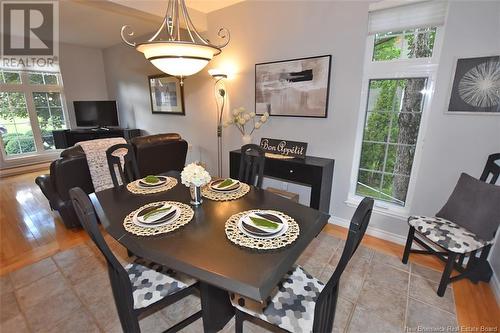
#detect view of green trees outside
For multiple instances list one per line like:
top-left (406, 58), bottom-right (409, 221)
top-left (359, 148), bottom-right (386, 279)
top-left (356, 28), bottom-right (435, 205)
top-left (0, 71), bottom-right (66, 156)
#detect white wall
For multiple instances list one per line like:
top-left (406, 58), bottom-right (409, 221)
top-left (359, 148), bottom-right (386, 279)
top-left (59, 43), bottom-right (109, 128)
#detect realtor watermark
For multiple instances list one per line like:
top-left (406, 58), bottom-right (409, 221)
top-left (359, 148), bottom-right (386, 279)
top-left (1, 1), bottom-right (59, 69)
top-left (406, 326), bottom-right (498, 332)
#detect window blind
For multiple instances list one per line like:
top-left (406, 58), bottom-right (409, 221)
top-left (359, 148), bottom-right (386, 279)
top-left (368, 1), bottom-right (448, 35)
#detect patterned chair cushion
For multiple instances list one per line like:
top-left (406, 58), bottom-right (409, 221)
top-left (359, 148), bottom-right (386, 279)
top-left (125, 257), bottom-right (196, 309)
top-left (231, 265), bottom-right (324, 333)
top-left (408, 216), bottom-right (492, 254)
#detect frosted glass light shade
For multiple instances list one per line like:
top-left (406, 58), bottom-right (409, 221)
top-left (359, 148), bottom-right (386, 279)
top-left (136, 41), bottom-right (221, 77)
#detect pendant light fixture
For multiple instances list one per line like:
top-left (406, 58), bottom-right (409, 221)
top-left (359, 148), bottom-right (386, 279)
top-left (121, 0), bottom-right (230, 83)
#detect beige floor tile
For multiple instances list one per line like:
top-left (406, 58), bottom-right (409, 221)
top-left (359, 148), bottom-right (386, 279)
top-left (86, 290), bottom-right (121, 332)
top-left (15, 271), bottom-right (70, 310)
top-left (23, 292), bottom-right (83, 332)
top-left (0, 275), bottom-right (13, 295)
top-left (406, 298), bottom-right (457, 332)
top-left (409, 275), bottom-right (455, 314)
top-left (364, 262), bottom-right (409, 293)
top-left (411, 263), bottom-right (443, 283)
top-left (139, 312), bottom-right (171, 333)
top-left (332, 296), bottom-right (355, 333)
top-left (372, 251), bottom-right (409, 272)
top-left (0, 314), bottom-right (30, 333)
top-left (59, 254), bottom-right (107, 285)
top-left (242, 320), bottom-right (269, 333)
top-left (347, 305), bottom-right (401, 333)
top-left (73, 270), bottom-right (112, 307)
top-left (177, 317), bottom-right (205, 333)
top-left (357, 280), bottom-right (407, 328)
top-left (159, 294), bottom-right (201, 324)
top-left (45, 309), bottom-right (101, 333)
top-left (9, 257), bottom-right (58, 289)
top-left (0, 291), bottom-right (22, 323)
top-left (321, 251), bottom-right (371, 302)
top-left (52, 244), bottom-right (94, 269)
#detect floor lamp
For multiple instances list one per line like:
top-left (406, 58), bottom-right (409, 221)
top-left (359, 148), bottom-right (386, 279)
top-left (208, 69), bottom-right (227, 178)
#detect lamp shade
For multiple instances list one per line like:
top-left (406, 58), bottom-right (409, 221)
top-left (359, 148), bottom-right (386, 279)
top-left (136, 42), bottom-right (221, 77)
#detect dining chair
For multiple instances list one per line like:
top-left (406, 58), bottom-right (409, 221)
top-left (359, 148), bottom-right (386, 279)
top-left (106, 143), bottom-right (140, 188)
top-left (402, 153), bottom-right (500, 296)
top-left (231, 197), bottom-right (374, 333)
top-left (69, 187), bottom-right (202, 333)
top-left (238, 144), bottom-right (265, 189)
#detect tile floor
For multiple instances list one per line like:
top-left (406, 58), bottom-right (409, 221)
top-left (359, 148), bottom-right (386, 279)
top-left (0, 232), bottom-right (457, 333)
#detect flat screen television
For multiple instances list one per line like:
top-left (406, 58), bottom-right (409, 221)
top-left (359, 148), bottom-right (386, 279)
top-left (73, 100), bottom-right (119, 127)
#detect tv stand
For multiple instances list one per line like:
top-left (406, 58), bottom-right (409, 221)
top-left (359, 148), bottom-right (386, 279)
top-left (53, 128), bottom-right (141, 149)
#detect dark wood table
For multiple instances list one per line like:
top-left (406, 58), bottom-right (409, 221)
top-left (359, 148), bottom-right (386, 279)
top-left (90, 173), bottom-right (329, 332)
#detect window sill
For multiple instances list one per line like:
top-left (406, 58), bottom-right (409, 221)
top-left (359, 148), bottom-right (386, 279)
top-left (345, 196), bottom-right (409, 221)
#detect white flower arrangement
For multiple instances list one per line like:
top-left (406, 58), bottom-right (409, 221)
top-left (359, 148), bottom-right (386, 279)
top-left (181, 163), bottom-right (211, 187)
top-left (223, 107), bottom-right (269, 135)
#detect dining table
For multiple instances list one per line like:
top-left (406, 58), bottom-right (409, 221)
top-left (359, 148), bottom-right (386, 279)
top-left (90, 171), bottom-right (330, 332)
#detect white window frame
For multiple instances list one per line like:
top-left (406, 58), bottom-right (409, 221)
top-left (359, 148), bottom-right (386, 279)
top-left (0, 70), bottom-right (69, 162)
top-left (346, 26), bottom-right (444, 219)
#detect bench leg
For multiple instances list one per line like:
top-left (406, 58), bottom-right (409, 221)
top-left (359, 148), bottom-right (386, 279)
top-left (437, 253), bottom-right (457, 297)
top-left (402, 227), bottom-right (415, 264)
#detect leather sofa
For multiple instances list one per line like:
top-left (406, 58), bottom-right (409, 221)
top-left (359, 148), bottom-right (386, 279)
top-left (36, 133), bottom-right (188, 228)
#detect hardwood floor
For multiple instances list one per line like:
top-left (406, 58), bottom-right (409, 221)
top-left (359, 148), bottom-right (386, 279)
top-left (0, 170), bottom-right (498, 330)
top-left (0, 170), bottom-right (88, 275)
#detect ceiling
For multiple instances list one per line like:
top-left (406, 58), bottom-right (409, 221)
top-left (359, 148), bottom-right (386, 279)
top-left (185, 0), bottom-right (246, 13)
top-left (60, 1), bottom-right (163, 48)
top-left (60, 0), bottom-right (246, 49)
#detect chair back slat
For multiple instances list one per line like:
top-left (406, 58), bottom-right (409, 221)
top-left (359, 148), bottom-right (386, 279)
top-left (238, 144), bottom-right (265, 189)
top-left (106, 143), bottom-right (140, 188)
top-left (312, 197), bottom-right (374, 332)
top-left (480, 153), bottom-right (500, 185)
top-left (69, 187), bottom-right (139, 331)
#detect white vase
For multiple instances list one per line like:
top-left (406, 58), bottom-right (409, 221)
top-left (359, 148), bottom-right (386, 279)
top-left (241, 134), bottom-right (252, 145)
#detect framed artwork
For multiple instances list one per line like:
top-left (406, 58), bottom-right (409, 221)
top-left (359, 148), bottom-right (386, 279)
top-left (148, 74), bottom-right (185, 115)
top-left (447, 55), bottom-right (500, 114)
top-left (255, 55), bottom-right (332, 118)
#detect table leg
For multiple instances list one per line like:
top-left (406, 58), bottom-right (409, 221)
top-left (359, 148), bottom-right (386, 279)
top-left (200, 282), bottom-right (235, 332)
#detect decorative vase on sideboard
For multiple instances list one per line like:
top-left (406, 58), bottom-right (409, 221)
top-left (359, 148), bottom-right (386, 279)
top-left (241, 134), bottom-right (252, 145)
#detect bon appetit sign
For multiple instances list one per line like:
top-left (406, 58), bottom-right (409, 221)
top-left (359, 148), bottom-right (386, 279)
top-left (260, 138), bottom-right (308, 159)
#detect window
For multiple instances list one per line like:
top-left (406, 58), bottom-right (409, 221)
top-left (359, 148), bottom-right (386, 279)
top-left (356, 78), bottom-right (427, 205)
top-left (350, 1), bottom-right (446, 213)
top-left (0, 69), bottom-right (68, 158)
top-left (373, 27), bottom-right (436, 61)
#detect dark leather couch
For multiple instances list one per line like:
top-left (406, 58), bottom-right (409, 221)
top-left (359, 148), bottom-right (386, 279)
top-left (36, 133), bottom-right (188, 228)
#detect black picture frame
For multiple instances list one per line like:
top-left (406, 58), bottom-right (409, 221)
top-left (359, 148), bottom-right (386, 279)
top-left (255, 55), bottom-right (332, 118)
top-left (148, 74), bottom-right (185, 115)
top-left (447, 55), bottom-right (500, 114)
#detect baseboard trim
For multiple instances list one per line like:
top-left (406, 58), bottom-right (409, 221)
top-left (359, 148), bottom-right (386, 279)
top-left (329, 215), bottom-right (407, 246)
top-left (0, 162), bottom-right (50, 178)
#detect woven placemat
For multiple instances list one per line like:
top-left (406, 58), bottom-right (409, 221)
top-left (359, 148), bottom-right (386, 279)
top-left (126, 177), bottom-right (177, 195)
top-left (123, 201), bottom-right (194, 236)
top-left (225, 210), bottom-right (300, 250)
top-left (201, 183), bottom-right (250, 201)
